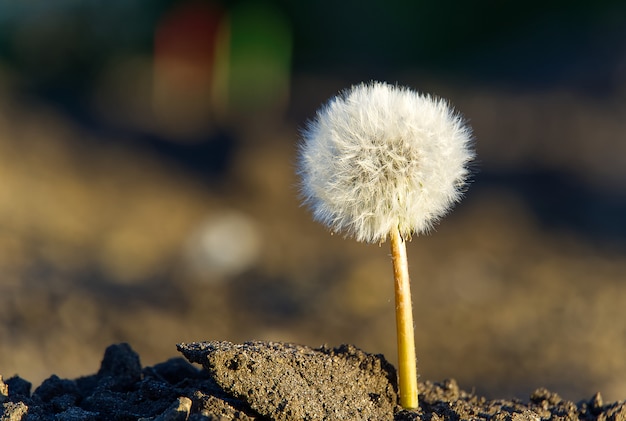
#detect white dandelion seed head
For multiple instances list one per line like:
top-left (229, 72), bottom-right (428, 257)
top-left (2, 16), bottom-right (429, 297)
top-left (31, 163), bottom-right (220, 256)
top-left (297, 81), bottom-right (474, 244)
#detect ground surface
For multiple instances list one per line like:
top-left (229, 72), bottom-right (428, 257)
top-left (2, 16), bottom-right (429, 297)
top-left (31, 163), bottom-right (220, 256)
top-left (2, 342), bottom-right (626, 421)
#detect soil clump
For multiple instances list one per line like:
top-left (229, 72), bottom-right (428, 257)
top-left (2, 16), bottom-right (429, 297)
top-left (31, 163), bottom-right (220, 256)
top-left (2, 342), bottom-right (625, 420)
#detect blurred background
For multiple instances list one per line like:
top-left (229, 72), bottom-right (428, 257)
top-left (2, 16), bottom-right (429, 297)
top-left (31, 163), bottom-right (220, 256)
top-left (1, 0), bottom-right (626, 403)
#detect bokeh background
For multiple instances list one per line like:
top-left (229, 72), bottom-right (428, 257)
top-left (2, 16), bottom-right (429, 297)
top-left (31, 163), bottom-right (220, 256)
top-left (1, 0), bottom-right (626, 403)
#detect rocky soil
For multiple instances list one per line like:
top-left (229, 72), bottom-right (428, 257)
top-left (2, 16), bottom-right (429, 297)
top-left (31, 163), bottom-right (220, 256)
top-left (2, 342), bottom-right (625, 421)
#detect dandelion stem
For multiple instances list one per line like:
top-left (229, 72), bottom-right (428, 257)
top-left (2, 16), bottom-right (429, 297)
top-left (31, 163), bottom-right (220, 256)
top-left (390, 225), bottom-right (418, 409)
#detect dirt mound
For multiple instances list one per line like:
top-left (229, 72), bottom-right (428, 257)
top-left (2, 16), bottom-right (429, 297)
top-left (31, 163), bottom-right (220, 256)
top-left (177, 341), bottom-right (398, 420)
top-left (2, 342), bottom-right (625, 420)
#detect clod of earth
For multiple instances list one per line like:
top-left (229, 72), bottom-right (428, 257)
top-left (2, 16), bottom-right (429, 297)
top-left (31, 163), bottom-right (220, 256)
top-left (1, 341), bottom-right (626, 420)
top-left (176, 341), bottom-right (398, 420)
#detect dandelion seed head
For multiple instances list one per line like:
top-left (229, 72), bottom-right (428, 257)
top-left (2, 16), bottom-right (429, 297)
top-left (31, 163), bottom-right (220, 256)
top-left (298, 81), bottom-right (474, 243)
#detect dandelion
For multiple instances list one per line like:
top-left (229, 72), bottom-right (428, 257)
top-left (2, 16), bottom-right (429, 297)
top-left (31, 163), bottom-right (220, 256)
top-left (297, 81), bottom-right (474, 409)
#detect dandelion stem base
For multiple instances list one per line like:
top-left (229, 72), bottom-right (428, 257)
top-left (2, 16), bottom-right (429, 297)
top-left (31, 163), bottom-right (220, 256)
top-left (390, 225), bottom-right (418, 409)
